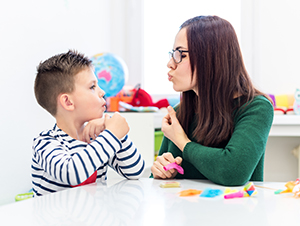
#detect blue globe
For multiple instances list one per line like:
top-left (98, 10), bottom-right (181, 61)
top-left (91, 53), bottom-right (128, 97)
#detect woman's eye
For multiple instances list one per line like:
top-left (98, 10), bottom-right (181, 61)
top-left (182, 55), bottom-right (187, 58)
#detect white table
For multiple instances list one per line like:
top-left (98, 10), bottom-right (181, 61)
top-left (0, 178), bottom-right (299, 226)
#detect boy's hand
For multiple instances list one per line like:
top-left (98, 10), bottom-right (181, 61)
top-left (82, 118), bottom-right (105, 143)
top-left (151, 152), bottom-right (182, 179)
top-left (105, 112), bottom-right (129, 139)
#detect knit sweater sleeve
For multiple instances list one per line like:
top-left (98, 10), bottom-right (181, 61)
top-left (182, 96), bottom-right (274, 186)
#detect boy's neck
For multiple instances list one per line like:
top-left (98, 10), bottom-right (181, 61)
top-left (56, 117), bottom-right (85, 141)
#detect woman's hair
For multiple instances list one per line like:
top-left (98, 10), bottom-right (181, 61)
top-left (34, 50), bottom-right (92, 116)
top-left (177, 15), bottom-right (270, 147)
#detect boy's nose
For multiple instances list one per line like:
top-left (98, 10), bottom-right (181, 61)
top-left (98, 87), bottom-right (105, 98)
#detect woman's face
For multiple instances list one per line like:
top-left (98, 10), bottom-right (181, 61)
top-left (167, 28), bottom-right (197, 95)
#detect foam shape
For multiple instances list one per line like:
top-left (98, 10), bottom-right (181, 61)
top-left (243, 182), bottom-right (257, 196)
top-left (274, 189), bottom-right (284, 194)
top-left (247, 190), bottom-right (255, 196)
top-left (160, 181), bottom-right (180, 188)
top-left (179, 189), bottom-right (202, 196)
top-left (224, 191), bottom-right (249, 199)
top-left (163, 162), bottom-right (184, 174)
top-left (224, 188), bottom-right (239, 195)
top-left (244, 184), bottom-right (255, 192)
top-left (200, 188), bottom-right (223, 198)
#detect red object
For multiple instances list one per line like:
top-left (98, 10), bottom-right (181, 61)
top-left (130, 85), bottom-right (169, 109)
top-left (71, 171), bottom-right (97, 188)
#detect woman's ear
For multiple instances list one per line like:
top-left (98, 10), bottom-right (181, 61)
top-left (58, 93), bottom-right (74, 111)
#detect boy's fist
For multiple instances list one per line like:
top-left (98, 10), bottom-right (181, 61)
top-left (105, 112), bottom-right (129, 139)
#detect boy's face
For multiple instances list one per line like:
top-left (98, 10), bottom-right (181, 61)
top-left (71, 67), bottom-right (106, 124)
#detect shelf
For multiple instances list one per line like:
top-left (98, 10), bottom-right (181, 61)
top-left (272, 115), bottom-right (300, 125)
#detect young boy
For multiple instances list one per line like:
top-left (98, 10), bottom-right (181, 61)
top-left (32, 50), bottom-right (145, 196)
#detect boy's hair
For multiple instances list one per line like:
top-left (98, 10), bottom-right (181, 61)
top-left (34, 50), bottom-right (92, 116)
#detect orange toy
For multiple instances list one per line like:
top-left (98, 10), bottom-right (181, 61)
top-left (178, 189), bottom-right (202, 196)
top-left (278, 178), bottom-right (300, 197)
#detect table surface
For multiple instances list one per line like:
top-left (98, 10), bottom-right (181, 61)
top-left (0, 178), bottom-right (299, 226)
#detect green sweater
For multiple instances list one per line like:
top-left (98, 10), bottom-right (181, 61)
top-left (157, 95), bottom-right (274, 186)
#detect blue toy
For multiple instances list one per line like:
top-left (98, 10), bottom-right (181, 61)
top-left (293, 89), bottom-right (300, 115)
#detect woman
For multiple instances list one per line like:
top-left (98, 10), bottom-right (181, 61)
top-left (151, 16), bottom-right (274, 186)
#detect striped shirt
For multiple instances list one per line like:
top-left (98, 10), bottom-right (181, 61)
top-left (32, 124), bottom-right (145, 196)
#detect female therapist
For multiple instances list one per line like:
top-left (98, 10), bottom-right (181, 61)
top-left (151, 15), bottom-right (274, 186)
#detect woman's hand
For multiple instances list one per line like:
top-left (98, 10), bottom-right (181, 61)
top-left (151, 152), bottom-right (182, 179)
top-left (161, 106), bottom-right (191, 151)
top-left (82, 117), bottom-right (106, 143)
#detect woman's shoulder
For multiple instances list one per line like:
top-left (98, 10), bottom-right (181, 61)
top-left (236, 95), bottom-right (274, 120)
top-left (249, 95), bottom-right (274, 109)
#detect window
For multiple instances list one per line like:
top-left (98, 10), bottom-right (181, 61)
top-left (143, 0), bottom-right (241, 95)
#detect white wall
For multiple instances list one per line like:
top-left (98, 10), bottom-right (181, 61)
top-left (241, 0), bottom-right (300, 95)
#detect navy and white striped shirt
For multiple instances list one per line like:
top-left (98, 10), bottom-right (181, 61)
top-left (32, 124), bottom-right (145, 196)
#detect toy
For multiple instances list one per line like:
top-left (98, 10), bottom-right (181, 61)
top-left (107, 89), bottom-right (133, 111)
top-left (224, 182), bottom-right (257, 199)
top-left (200, 188), bottom-right (223, 198)
top-left (293, 89), bottom-right (300, 115)
top-left (15, 191), bottom-right (34, 202)
top-left (268, 93), bottom-right (295, 115)
top-left (107, 84), bottom-right (180, 112)
top-left (160, 181), bottom-right (181, 188)
top-left (276, 178), bottom-right (300, 197)
top-left (119, 101), bottom-right (159, 112)
top-left (178, 189), bottom-right (202, 196)
top-left (224, 191), bottom-right (249, 199)
top-left (129, 84), bottom-right (180, 109)
top-left (163, 162), bottom-right (184, 174)
top-left (224, 188), bottom-right (239, 195)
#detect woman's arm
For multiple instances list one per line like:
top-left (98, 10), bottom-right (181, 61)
top-left (182, 97), bottom-right (274, 185)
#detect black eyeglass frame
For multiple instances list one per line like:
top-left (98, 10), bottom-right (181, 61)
top-left (169, 49), bottom-right (189, 64)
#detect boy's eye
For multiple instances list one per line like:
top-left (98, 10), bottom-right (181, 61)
top-left (90, 85), bottom-right (96, 90)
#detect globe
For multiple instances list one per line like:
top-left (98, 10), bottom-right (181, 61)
top-left (91, 53), bottom-right (128, 97)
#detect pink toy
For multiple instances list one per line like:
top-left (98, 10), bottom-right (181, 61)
top-left (163, 162), bottom-right (184, 174)
top-left (224, 191), bottom-right (249, 199)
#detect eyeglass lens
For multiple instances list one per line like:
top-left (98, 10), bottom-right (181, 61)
top-left (169, 50), bottom-right (182, 63)
top-left (173, 50), bottom-right (181, 63)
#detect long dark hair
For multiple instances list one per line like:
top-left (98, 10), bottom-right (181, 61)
top-left (177, 16), bottom-right (270, 147)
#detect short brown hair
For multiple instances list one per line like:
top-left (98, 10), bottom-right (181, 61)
top-left (34, 50), bottom-right (92, 116)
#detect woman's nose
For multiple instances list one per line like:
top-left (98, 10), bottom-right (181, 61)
top-left (167, 58), bottom-right (176, 70)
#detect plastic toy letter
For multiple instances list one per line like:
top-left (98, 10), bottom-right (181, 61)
top-left (163, 162), bottom-right (184, 174)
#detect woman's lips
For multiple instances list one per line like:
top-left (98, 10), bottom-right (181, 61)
top-left (168, 74), bottom-right (173, 81)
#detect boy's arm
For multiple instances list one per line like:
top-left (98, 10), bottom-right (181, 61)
top-left (108, 135), bottom-right (145, 179)
top-left (33, 130), bottom-right (122, 186)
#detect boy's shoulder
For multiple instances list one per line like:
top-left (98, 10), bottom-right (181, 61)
top-left (33, 124), bottom-right (64, 142)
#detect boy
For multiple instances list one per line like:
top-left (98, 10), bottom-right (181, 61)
top-left (32, 50), bottom-right (145, 196)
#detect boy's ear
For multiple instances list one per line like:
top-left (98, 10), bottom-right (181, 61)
top-left (58, 93), bottom-right (74, 111)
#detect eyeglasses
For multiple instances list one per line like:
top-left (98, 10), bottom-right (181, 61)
top-left (169, 49), bottom-right (189, 64)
